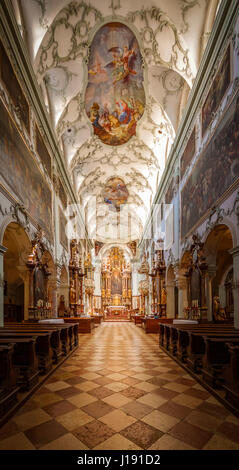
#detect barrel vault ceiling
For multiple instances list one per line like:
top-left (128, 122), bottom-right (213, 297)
top-left (12, 0), bottom-right (219, 245)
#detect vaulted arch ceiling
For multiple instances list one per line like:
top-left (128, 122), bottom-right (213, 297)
top-left (13, 0), bottom-right (219, 245)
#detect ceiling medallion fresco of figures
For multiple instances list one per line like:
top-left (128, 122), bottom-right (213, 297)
top-left (102, 177), bottom-right (129, 211)
top-left (85, 22), bottom-right (145, 146)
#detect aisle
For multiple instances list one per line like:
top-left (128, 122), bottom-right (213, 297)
top-left (1, 323), bottom-right (239, 450)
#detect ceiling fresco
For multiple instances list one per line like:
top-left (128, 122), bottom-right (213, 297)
top-left (85, 22), bottom-right (145, 146)
top-left (12, 0), bottom-right (220, 246)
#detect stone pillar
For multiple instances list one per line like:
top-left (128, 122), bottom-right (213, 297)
top-left (166, 281), bottom-right (175, 318)
top-left (176, 276), bottom-right (188, 318)
top-left (94, 261), bottom-right (101, 296)
top-left (229, 246), bottom-right (239, 329)
top-left (17, 266), bottom-right (30, 320)
top-left (132, 262), bottom-right (140, 296)
top-left (0, 245), bottom-right (7, 327)
top-left (48, 278), bottom-right (58, 318)
top-left (219, 284), bottom-right (226, 308)
top-left (206, 265), bottom-right (217, 321)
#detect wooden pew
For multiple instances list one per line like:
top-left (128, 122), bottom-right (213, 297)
top-left (92, 315), bottom-right (103, 325)
top-left (0, 343), bottom-right (17, 388)
top-left (158, 319), bottom-right (177, 348)
top-left (0, 335), bottom-right (39, 391)
top-left (63, 317), bottom-right (94, 334)
top-left (202, 336), bottom-right (239, 388)
top-left (161, 323), bottom-right (239, 380)
top-left (0, 321), bottom-right (79, 425)
top-left (141, 317), bottom-right (163, 333)
top-left (224, 343), bottom-right (239, 409)
top-left (4, 321), bottom-right (79, 358)
top-left (0, 344), bottom-right (19, 419)
top-left (186, 329), bottom-right (238, 373)
top-left (163, 323), bottom-right (234, 361)
top-left (134, 315), bottom-right (143, 325)
top-left (1, 328), bottom-right (55, 374)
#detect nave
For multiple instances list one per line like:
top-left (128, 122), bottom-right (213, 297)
top-left (0, 323), bottom-right (239, 451)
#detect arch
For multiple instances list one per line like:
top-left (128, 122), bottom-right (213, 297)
top-left (166, 264), bottom-right (176, 284)
top-left (99, 243), bottom-right (133, 261)
top-left (0, 213), bottom-right (30, 246)
top-left (179, 249), bottom-right (191, 272)
top-left (60, 265), bottom-right (69, 285)
top-left (203, 224), bottom-right (233, 268)
top-left (202, 218), bottom-right (238, 249)
top-left (3, 222), bottom-right (32, 321)
top-left (57, 265), bottom-right (69, 315)
top-left (203, 224), bottom-right (234, 320)
top-left (165, 264), bottom-right (177, 319)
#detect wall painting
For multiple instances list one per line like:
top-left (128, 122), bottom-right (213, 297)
top-left (202, 45), bottom-right (230, 136)
top-left (59, 207), bottom-right (68, 250)
top-left (181, 90), bottom-right (239, 239)
top-left (180, 127), bottom-right (195, 179)
top-left (0, 40), bottom-right (30, 133)
top-left (0, 99), bottom-right (53, 241)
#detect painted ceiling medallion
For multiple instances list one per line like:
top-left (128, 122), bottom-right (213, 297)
top-left (103, 177), bottom-right (129, 211)
top-left (85, 22), bottom-right (145, 146)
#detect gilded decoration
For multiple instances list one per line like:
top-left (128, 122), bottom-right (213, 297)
top-left (101, 247), bottom-right (132, 309)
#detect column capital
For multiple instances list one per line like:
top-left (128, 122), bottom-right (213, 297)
top-left (166, 280), bottom-right (176, 288)
top-left (176, 276), bottom-right (187, 289)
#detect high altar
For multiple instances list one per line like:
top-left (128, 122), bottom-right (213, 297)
top-left (101, 247), bottom-right (131, 317)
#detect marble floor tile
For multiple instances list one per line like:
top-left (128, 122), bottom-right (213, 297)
top-left (1, 322), bottom-right (239, 451)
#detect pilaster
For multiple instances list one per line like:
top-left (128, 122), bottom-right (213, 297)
top-left (0, 244), bottom-right (7, 327)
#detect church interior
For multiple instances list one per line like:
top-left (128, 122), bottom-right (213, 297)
top-left (0, 0), bottom-right (239, 451)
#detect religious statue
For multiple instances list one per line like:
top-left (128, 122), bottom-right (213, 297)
top-left (213, 295), bottom-right (226, 321)
top-left (58, 294), bottom-right (67, 317)
top-left (69, 279), bottom-right (76, 304)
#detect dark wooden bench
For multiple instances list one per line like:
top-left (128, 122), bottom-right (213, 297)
top-left (92, 315), bottom-right (103, 325)
top-left (224, 343), bottom-right (239, 409)
top-left (0, 343), bottom-right (17, 389)
top-left (141, 317), bottom-right (165, 333)
top-left (0, 335), bottom-right (39, 391)
top-left (63, 317), bottom-right (94, 333)
top-left (202, 336), bottom-right (239, 388)
top-left (162, 323), bottom-right (234, 360)
top-left (0, 344), bottom-right (19, 419)
top-left (1, 328), bottom-right (55, 374)
top-left (134, 315), bottom-right (143, 325)
top-left (5, 321), bottom-right (79, 358)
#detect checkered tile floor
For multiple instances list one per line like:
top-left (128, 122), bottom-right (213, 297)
top-left (1, 322), bottom-right (239, 450)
